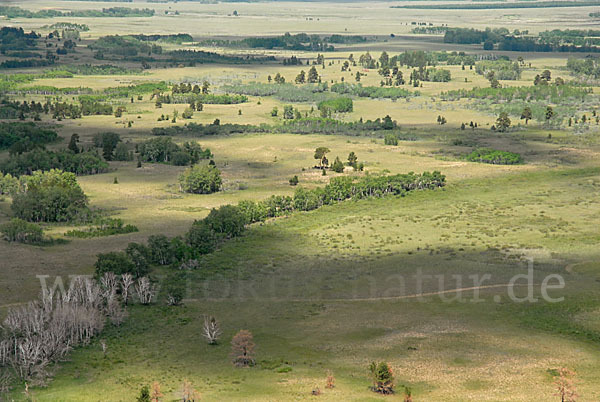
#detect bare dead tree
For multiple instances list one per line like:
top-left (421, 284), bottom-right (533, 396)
top-left (135, 277), bottom-right (156, 305)
top-left (121, 273), bottom-right (134, 306)
top-left (106, 299), bottom-right (128, 326)
top-left (202, 316), bottom-right (222, 345)
top-left (100, 272), bottom-right (119, 301)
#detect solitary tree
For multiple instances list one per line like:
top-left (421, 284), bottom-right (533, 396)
top-left (347, 151), bottom-right (358, 168)
top-left (314, 147), bottom-right (330, 168)
top-left (541, 69), bottom-right (552, 82)
top-left (554, 367), bottom-right (577, 402)
top-left (520, 107), bottom-right (532, 125)
top-left (231, 330), bottom-right (256, 367)
top-left (545, 106), bottom-right (555, 122)
top-left (331, 156), bottom-right (344, 173)
top-left (295, 70), bottom-right (306, 84)
top-left (496, 112), bottom-right (511, 132)
top-left (68, 133), bottom-right (80, 153)
top-left (369, 362), bottom-right (394, 394)
top-left (307, 66), bottom-right (319, 83)
top-left (203, 315), bottom-right (222, 345)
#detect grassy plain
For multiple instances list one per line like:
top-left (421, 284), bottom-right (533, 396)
top-left (2, 0), bottom-right (600, 400)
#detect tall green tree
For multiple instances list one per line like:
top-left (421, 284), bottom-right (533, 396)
top-left (495, 112), bottom-right (511, 132)
top-left (520, 107), bottom-right (532, 125)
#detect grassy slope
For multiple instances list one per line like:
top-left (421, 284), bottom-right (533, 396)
top-left (16, 166), bottom-right (600, 401)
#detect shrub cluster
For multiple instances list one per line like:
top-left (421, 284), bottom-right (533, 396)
top-left (11, 170), bottom-right (89, 222)
top-left (465, 148), bottom-right (523, 165)
top-left (137, 137), bottom-right (212, 166)
top-left (65, 218), bottom-right (138, 239)
top-left (0, 218), bottom-right (43, 244)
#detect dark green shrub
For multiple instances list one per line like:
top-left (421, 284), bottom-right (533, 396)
top-left (465, 148), bottom-right (523, 164)
top-left (185, 220), bottom-right (217, 255)
top-left (94, 251), bottom-right (140, 277)
top-left (147, 234), bottom-right (174, 265)
top-left (204, 205), bottom-right (246, 238)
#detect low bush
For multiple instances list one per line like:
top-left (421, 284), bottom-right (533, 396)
top-left (64, 218), bottom-right (138, 238)
top-left (465, 148), bottom-right (523, 165)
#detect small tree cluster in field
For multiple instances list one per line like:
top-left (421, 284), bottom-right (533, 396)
top-left (137, 137), bottom-right (212, 166)
top-left (11, 169), bottom-right (89, 223)
top-left (93, 132), bottom-right (121, 161)
top-left (318, 97), bottom-right (353, 117)
top-left (178, 164), bottom-right (222, 194)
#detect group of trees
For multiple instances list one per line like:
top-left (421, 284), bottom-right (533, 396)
top-left (409, 67), bottom-right (451, 85)
top-left (90, 35), bottom-right (162, 58)
top-left (0, 5), bottom-right (154, 19)
top-left (151, 115), bottom-right (402, 138)
top-left (100, 170), bottom-right (445, 280)
top-left (312, 147), bottom-right (363, 172)
top-left (566, 57), bottom-right (600, 79)
top-left (475, 60), bottom-right (522, 81)
top-left (317, 97), bottom-right (353, 117)
top-left (10, 170), bottom-right (89, 223)
top-left (0, 147), bottom-right (108, 177)
top-left (0, 122), bottom-right (58, 153)
top-left (137, 137), bottom-right (212, 166)
top-left (331, 83), bottom-right (415, 100)
top-left (443, 25), bottom-right (600, 52)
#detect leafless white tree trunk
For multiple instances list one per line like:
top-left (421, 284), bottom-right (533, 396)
top-left (202, 316), bottom-right (222, 345)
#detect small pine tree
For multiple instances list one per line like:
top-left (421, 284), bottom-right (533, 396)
top-left (137, 385), bottom-right (151, 402)
top-left (113, 177), bottom-right (118, 184)
top-left (331, 157), bottom-right (344, 173)
top-left (289, 175), bottom-right (299, 186)
top-left (369, 362), bottom-right (394, 394)
top-left (68, 133), bottom-right (80, 153)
